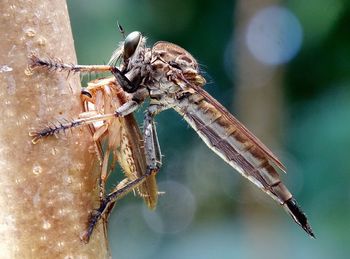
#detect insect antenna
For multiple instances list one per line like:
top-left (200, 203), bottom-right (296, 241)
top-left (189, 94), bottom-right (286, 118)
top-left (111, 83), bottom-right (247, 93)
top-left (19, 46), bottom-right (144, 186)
top-left (117, 21), bottom-right (126, 39)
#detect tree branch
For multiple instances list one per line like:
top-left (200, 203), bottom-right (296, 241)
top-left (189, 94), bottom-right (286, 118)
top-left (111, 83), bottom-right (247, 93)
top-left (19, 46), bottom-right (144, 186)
top-left (0, 1), bottom-right (109, 257)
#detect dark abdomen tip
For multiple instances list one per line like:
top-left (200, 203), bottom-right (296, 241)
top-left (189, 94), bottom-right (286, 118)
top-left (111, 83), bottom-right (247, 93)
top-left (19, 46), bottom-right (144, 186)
top-left (284, 198), bottom-right (315, 238)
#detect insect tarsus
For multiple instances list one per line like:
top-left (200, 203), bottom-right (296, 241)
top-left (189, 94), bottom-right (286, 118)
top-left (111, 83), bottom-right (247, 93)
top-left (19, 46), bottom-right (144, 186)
top-left (29, 119), bottom-right (81, 144)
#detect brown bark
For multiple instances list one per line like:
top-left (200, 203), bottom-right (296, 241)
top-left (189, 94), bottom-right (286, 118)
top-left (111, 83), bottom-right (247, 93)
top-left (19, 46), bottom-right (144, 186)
top-left (0, 0), bottom-right (109, 258)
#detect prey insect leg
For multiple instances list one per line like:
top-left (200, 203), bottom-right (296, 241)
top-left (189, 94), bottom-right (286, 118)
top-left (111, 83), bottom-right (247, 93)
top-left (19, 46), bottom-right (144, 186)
top-left (83, 107), bottom-right (163, 241)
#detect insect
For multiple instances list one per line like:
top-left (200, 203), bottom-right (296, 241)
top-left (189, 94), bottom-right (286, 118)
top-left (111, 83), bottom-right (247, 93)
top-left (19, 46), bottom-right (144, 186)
top-left (81, 77), bottom-right (158, 206)
top-left (80, 77), bottom-right (159, 238)
top-left (30, 28), bottom-right (314, 241)
top-left (29, 62), bottom-right (159, 230)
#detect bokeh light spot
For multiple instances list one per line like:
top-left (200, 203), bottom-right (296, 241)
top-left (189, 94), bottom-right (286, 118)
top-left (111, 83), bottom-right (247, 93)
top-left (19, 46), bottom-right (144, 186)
top-left (142, 180), bottom-right (197, 234)
top-left (246, 6), bottom-right (303, 65)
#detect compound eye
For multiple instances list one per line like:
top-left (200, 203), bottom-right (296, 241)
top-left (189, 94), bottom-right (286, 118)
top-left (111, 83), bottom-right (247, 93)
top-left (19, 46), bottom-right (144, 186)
top-left (124, 31), bottom-right (141, 59)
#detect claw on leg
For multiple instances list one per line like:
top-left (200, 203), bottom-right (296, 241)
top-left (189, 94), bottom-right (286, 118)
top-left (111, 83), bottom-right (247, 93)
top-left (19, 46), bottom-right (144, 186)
top-left (82, 166), bottom-right (159, 242)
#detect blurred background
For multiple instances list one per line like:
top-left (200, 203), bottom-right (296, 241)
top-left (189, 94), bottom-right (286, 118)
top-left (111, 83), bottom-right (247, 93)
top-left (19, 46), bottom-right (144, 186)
top-left (67, 1), bottom-right (350, 258)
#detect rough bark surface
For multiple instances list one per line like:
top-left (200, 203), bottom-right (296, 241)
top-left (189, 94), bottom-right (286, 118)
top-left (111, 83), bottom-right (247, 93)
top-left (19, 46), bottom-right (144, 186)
top-left (0, 0), bottom-right (109, 258)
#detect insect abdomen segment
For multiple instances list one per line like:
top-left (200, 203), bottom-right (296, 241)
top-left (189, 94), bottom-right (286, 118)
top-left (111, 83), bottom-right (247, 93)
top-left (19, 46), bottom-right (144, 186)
top-left (175, 91), bottom-right (314, 238)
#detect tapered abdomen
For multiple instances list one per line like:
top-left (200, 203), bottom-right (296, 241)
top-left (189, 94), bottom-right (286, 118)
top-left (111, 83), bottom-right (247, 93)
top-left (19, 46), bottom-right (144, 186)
top-left (174, 90), bottom-right (314, 237)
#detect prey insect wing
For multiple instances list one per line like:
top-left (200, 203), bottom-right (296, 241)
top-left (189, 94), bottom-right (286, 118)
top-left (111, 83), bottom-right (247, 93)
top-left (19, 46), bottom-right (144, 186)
top-left (119, 112), bottom-right (158, 208)
top-left (83, 77), bottom-right (158, 208)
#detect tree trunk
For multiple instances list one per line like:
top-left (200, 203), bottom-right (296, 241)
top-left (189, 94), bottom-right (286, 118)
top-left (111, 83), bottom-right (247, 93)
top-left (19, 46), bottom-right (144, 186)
top-left (0, 0), bottom-right (109, 258)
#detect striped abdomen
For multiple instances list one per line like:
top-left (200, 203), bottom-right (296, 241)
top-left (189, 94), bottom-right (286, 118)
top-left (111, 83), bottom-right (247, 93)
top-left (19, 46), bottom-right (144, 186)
top-left (174, 89), bottom-right (314, 237)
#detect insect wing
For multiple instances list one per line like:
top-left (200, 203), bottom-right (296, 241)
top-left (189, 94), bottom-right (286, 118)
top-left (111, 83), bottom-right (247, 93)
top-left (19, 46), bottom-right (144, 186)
top-left (85, 79), bottom-right (158, 209)
top-left (189, 84), bottom-right (286, 172)
top-left (118, 113), bottom-right (158, 209)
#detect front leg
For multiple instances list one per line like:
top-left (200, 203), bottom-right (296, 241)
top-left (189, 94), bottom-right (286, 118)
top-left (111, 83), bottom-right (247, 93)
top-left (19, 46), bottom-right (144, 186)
top-left (30, 54), bottom-right (115, 74)
top-left (30, 54), bottom-right (140, 94)
top-left (83, 106), bottom-right (164, 242)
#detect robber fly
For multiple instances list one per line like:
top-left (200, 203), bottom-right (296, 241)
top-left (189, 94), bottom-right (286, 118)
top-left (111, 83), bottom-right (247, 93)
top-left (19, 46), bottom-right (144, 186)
top-left (30, 28), bottom-right (314, 241)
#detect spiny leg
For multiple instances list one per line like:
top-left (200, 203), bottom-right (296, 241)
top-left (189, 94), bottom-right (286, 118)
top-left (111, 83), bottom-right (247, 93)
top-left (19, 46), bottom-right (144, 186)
top-left (83, 107), bottom-right (163, 242)
top-left (29, 113), bottom-right (117, 144)
top-left (29, 98), bottom-right (142, 144)
top-left (30, 54), bottom-right (139, 93)
top-left (81, 172), bottom-right (153, 242)
top-left (30, 54), bottom-right (115, 74)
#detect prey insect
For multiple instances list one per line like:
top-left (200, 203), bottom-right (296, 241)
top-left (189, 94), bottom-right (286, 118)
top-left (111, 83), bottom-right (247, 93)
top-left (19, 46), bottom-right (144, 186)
top-left (80, 77), bottom-right (158, 207)
top-left (30, 28), bottom-right (315, 241)
top-left (30, 61), bottom-right (159, 235)
top-left (79, 77), bottom-right (159, 239)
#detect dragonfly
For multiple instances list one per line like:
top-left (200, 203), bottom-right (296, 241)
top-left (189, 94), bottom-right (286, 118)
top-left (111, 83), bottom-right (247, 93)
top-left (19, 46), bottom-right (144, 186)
top-left (30, 28), bottom-right (314, 241)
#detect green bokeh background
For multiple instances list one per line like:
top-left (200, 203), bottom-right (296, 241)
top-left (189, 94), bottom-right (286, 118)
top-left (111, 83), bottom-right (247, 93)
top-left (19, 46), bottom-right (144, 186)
top-left (67, 1), bottom-right (350, 258)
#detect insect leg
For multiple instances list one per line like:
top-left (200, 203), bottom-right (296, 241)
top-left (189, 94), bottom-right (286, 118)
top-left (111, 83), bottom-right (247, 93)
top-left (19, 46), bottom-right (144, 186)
top-left (30, 100), bottom-right (141, 143)
top-left (83, 107), bottom-right (163, 242)
top-left (30, 54), bottom-right (114, 74)
top-left (30, 54), bottom-right (140, 93)
top-left (29, 113), bottom-right (117, 144)
top-left (143, 108), bottom-right (162, 171)
top-left (82, 171), bottom-right (154, 242)
top-left (110, 67), bottom-right (140, 93)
